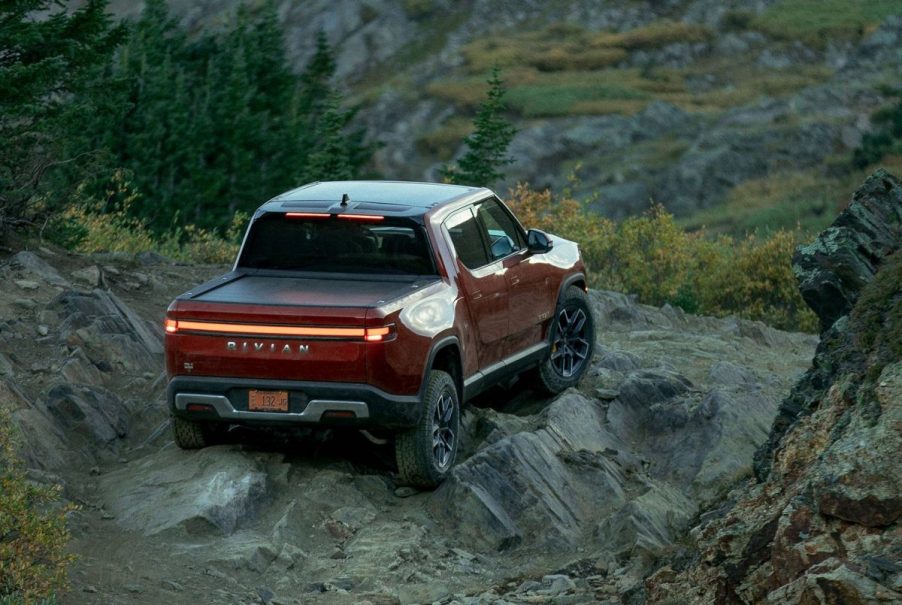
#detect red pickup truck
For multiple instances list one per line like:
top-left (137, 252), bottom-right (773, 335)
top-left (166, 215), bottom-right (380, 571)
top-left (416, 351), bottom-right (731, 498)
top-left (165, 181), bottom-right (594, 486)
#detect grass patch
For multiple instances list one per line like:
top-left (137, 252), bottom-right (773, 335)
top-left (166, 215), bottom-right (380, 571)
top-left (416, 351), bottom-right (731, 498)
top-left (506, 81), bottom-right (650, 117)
top-left (591, 20), bottom-right (713, 50)
top-left (681, 157), bottom-right (902, 237)
top-left (461, 19), bottom-right (711, 74)
top-left (416, 117), bottom-right (474, 159)
top-left (429, 56), bottom-right (834, 118)
top-left (751, 0), bottom-right (902, 47)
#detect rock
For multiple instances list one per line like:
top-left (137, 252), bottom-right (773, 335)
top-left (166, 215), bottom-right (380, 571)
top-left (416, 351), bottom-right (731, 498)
top-left (15, 279), bottom-right (39, 290)
top-left (72, 265), bottom-right (102, 287)
top-left (13, 298), bottom-right (37, 309)
top-left (394, 486), bottom-right (418, 498)
top-left (37, 325), bottom-right (49, 336)
top-left (793, 169), bottom-right (902, 331)
top-left (430, 392), bottom-right (630, 551)
top-left (100, 447), bottom-right (270, 536)
top-left (11, 251), bottom-right (70, 287)
top-left (542, 574), bottom-right (576, 595)
top-left (0, 353), bottom-right (13, 378)
top-left (812, 363), bottom-right (902, 527)
top-left (757, 171), bottom-right (902, 477)
top-left (44, 383), bottom-right (131, 451)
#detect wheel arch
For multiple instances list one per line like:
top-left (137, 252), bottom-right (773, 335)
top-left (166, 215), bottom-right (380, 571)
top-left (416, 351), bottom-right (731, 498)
top-left (423, 336), bottom-right (463, 402)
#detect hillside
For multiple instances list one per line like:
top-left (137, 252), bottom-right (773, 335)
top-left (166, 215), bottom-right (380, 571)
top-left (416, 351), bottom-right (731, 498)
top-left (102, 0), bottom-right (902, 233)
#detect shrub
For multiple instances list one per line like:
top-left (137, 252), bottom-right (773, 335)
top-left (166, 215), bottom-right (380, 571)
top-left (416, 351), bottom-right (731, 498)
top-left (46, 170), bottom-right (244, 264)
top-left (505, 184), bottom-right (819, 332)
top-left (0, 413), bottom-right (73, 602)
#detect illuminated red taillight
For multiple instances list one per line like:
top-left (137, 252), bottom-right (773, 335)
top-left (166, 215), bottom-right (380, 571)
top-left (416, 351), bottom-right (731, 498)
top-left (364, 326), bottom-right (392, 342)
top-left (164, 319), bottom-right (178, 333)
top-left (338, 214), bottom-right (384, 221)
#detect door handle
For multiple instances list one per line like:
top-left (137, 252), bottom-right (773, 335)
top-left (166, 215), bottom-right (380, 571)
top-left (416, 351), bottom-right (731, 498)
top-left (510, 276), bottom-right (521, 286)
top-left (471, 290), bottom-right (483, 300)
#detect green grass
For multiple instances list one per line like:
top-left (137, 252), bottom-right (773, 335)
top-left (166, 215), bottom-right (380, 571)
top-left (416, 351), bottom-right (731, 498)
top-left (681, 157), bottom-right (902, 237)
top-left (752, 0), bottom-right (902, 47)
top-left (506, 81), bottom-right (650, 117)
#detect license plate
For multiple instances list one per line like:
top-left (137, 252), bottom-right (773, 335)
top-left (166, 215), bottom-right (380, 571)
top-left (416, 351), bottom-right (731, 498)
top-left (248, 390), bottom-right (289, 412)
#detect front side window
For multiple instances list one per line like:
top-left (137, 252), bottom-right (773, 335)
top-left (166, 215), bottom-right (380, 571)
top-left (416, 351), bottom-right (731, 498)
top-left (476, 199), bottom-right (524, 260)
top-left (238, 214), bottom-right (436, 275)
top-left (445, 208), bottom-right (489, 270)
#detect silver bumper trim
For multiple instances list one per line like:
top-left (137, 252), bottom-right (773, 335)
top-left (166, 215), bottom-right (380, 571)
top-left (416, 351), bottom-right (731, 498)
top-left (174, 393), bottom-right (370, 422)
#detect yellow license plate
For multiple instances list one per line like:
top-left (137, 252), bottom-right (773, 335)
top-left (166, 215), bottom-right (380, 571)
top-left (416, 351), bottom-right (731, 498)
top-left (248, 390), bottom-right (289, 412)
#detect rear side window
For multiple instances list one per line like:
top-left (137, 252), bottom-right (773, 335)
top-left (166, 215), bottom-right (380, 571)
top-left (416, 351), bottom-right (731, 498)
top-left (238, 214), bottom-right (436, 275)
top-left (445, 208), bottom-right (489, 270)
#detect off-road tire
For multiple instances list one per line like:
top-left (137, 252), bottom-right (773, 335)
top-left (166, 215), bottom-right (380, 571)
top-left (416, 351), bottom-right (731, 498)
top-left (533, 286), bottom-right (595, 396)
top-left (395, 370), bottom-right (460, 488)
top-left (172, 416), bottom-right (227, 449)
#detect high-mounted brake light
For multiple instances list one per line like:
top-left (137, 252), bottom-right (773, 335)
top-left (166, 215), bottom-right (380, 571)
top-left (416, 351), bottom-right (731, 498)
top-left (164, 319), bottom-right (178, 333)
top-left (338, 214), bottom-right (384, 221)
top-left (285, 212), bottom-right (329, 218)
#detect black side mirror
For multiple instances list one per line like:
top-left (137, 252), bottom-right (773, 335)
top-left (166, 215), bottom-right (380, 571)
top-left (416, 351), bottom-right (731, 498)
top-left (527, 229), bottom-right (553, 253)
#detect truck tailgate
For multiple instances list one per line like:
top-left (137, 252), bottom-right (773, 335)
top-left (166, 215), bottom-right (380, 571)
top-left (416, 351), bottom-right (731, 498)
top-left (165, 273), bottom-right (435, 383)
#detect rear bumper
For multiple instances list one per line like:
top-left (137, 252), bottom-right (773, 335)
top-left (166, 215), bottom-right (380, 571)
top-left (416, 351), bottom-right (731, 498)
top-left (167, 376), bottom-right (421, 429)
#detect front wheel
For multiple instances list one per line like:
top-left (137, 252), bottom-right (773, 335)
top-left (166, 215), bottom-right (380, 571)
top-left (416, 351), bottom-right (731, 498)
top-left (395, 370), bottom-right (460, 488)
top-left (533, 286), bottom-right (595, 395)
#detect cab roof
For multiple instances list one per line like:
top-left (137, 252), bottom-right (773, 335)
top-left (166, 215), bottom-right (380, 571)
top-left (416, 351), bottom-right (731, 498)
top-left (258, 181), bottom-right (490, 219)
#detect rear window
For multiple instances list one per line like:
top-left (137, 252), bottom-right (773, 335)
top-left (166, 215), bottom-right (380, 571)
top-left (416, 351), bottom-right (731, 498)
top-left (237, 214), bottom-right (436, 275)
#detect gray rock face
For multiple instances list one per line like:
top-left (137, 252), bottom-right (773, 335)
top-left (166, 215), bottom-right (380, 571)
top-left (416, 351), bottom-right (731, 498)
top-left (431, 392), bottom-right (633, 551)
top-left (645, 172), bottom-right (902, 605)
top-left (793, 169), bottom-right (902, 331)
top-left (756, 169), bottom-right (901, 477)
top-left (102, 447), bottom-right (269, 536)
top-left (11, 251), bottom-right (70, 288)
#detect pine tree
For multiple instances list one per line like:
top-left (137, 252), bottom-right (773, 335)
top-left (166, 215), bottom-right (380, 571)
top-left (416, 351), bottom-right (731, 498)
top-left (0, 0), bottom-right (121, 229)
top-left (440, 67), bottom-right (517, 187)
top-left (301, 92), bottom-right (355, 182)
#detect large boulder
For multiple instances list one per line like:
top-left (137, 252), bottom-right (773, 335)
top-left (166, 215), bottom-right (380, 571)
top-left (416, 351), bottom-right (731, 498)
top-left (102, 446), bottom-right (271, 536)
top-left (793, 169), bottom-right (902, 331)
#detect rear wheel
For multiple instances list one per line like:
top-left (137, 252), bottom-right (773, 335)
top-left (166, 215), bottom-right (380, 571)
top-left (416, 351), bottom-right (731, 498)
top-left (395, 370), bottom-right (459, 488)
top-left (534, 286), bottom-right (595, 395)
top-left (172, 416), bottom-right (227, 449)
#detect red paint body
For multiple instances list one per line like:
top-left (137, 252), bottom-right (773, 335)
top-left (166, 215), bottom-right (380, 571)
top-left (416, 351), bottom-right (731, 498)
top-left (165, 182), bottom-right (587, 427)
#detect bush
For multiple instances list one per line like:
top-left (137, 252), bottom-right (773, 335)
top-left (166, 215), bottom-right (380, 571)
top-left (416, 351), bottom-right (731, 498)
top-left (505, 184), bottom-right (819, 332)
top-left (0, 413), bottom-right (73, 602)
top-left (46, 171), bottom-right (244, 264)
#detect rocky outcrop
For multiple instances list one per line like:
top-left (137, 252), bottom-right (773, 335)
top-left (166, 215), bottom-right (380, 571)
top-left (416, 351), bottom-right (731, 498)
top-left (793, 169), bottom-right (902, 331)
top-left (645, 171), bottom-right (902, 604)
top-left (756, 169), bottom-right (901, 478)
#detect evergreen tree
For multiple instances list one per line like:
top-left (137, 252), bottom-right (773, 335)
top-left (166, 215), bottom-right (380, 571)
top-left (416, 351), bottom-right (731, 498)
top-left (301, 92), bottom-right (355, 182)
top-left (440, 67), bottom-right (517, 187)
top-left (0, 0), bottom-right (121, 229)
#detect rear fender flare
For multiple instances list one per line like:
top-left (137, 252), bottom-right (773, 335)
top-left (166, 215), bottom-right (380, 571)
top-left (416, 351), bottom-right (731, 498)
top-left (420, 335), bottom-right (462, 400)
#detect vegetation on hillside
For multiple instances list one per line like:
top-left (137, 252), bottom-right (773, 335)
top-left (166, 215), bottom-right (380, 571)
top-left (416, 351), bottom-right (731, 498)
top-left (0, 414), bottom-right (73, 603)
top-left (0, 0), bottom-right (375, 238)
top-left (853, 89), bottom-right (902, 169)
top-left (507, 183), bottom-right (819, 332)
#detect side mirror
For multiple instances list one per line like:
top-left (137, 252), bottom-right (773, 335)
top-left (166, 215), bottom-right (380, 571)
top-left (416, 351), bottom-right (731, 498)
top-left (527, 229), bottom-right (553, 253)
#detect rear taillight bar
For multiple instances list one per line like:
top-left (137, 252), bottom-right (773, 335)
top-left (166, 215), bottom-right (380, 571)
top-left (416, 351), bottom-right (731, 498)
top-left (164, 319), bottom-right (394, 341)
